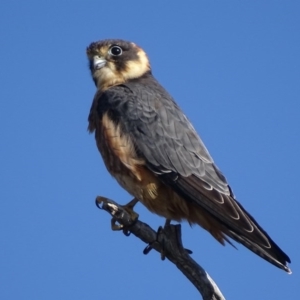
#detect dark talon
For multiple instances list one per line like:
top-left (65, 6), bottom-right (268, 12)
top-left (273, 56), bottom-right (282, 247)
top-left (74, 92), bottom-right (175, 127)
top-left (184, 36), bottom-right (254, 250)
top-left (143, 244), bottom-right (153, 255)
top-left (95, 196), bottom-right (106, 210)
top-left (95, 196), bottom-right (105, 209)
top-left (123, 229), bottom-right (131, 236)
top-left (95, 201), bottom-right (103, 210)
top-left (185, 248), bottom-right (193, 255)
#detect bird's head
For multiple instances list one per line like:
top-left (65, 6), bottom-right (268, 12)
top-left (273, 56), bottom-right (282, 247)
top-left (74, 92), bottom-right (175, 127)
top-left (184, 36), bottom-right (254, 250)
top-left (86, 39), bottom-right (151, 90)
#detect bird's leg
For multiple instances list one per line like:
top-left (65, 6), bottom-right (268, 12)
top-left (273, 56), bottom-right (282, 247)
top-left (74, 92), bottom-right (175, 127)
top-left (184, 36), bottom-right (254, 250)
top-left (164, 218), bottom-right (171, 227)
top-left (159, 219), bottom-right (171, 260)
top-left (143, 218), bottom-right (171, 260)
top-left (115, 197), bottom-right (139, 235)
top-left (96, 196), bottom-right (139, 235)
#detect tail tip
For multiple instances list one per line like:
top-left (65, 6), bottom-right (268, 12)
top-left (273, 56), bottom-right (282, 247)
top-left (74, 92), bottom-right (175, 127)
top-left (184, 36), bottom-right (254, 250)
top-left (283, 264), bottom-right (292, 274)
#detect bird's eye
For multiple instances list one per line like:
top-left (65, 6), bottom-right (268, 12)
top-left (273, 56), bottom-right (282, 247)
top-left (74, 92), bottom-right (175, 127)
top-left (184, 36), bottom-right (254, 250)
top-left (109, 45), bottom-right (123, 56)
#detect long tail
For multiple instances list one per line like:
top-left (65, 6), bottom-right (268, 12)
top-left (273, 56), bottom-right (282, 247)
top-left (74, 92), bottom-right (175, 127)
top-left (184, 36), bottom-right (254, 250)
top-left (224, 227), bottom-right (291, 273)
top-left (172, 175), bottom-right (292, 273)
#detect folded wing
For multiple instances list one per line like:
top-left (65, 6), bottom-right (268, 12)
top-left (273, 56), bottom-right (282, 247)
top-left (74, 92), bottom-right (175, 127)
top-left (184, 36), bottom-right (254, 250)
top-left (97, 75), bottom-right (291, 272)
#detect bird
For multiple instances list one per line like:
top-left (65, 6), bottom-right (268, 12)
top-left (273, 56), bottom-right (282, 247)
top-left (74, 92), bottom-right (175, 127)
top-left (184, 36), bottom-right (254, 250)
top-left (86, 39), bottom-right (291, 273)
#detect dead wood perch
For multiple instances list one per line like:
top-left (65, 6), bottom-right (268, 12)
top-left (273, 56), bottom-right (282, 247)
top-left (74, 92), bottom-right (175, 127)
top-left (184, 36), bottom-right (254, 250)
top-left (96, 196), bottom-right (225, 300)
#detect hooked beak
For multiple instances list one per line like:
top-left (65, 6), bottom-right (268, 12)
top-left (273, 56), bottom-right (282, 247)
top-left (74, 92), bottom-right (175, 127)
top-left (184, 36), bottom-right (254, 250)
top-left (93, 56), bottom-right (106, 70)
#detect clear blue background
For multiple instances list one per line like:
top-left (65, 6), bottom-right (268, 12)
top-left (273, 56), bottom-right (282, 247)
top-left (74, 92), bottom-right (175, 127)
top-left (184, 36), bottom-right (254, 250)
top-left (1, 1), bottom-right (299, 299)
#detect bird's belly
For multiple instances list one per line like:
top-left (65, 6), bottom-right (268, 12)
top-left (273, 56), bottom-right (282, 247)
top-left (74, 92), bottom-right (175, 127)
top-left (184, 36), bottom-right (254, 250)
top-left (113, 165), bottom-right (195, 222)
top-left (112, 164), bottom-right (175, 218)
top-left (100, 147), bottom-right (189, 220)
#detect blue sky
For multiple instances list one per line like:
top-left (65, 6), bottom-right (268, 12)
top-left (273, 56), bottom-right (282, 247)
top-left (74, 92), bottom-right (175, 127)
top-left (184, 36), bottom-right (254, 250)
top-left (1, 1), bottom-right (299, 299)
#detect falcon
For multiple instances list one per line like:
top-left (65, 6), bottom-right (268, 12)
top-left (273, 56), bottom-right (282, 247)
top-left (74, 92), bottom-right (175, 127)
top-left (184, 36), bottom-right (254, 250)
top-left (86, 39), bottom-right (291, 273)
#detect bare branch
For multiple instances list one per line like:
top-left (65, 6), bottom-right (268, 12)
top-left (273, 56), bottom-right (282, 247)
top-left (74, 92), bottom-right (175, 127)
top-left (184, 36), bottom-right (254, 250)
top-left (96, 196), bottom-right (225, 300)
